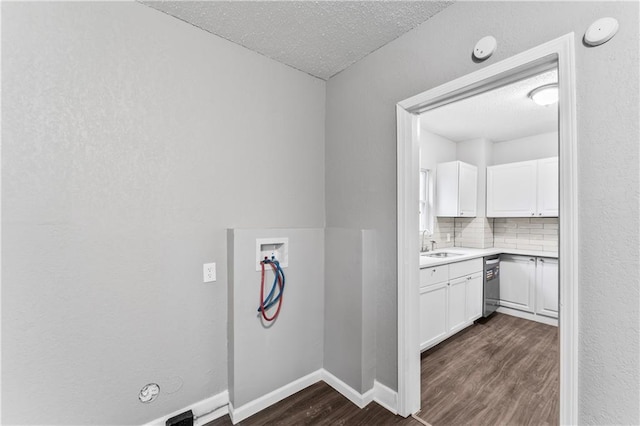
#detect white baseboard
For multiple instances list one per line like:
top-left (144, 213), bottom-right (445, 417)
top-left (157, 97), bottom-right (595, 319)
top-left (229, 370), bottom-right (322, 424)
top-left (373, 380), bottom-right (398, 414)
top-left (146, 370), bottom-right (399, 426)
top-left (497, 306), bottom-right (558, 327)
top-left (321, 369), bottom-right (373, 408)
top-left (143, 389), bottom-right (229, 426)
top-left (321, 370), bottom-right (398, 413)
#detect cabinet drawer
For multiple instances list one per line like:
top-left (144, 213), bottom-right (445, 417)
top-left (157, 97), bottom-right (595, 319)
top-left (420, 265), bottom-right (449, 287)
top-left (449, 258), bottom-right (483, 279)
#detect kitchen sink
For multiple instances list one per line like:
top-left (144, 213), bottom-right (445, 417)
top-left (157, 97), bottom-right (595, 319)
top-left (422, 252), bottom-right (463, 258)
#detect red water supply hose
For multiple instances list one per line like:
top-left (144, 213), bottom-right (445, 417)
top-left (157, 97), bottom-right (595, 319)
top-left (259, 261), bottom-right (283, 322)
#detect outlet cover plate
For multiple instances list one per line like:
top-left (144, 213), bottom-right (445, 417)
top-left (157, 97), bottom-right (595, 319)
top-left (203, 263), bottom-right (216, 283)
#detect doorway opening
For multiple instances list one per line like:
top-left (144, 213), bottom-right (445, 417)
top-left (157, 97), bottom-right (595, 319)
top-left (396, 34), bottom-right (578, 424)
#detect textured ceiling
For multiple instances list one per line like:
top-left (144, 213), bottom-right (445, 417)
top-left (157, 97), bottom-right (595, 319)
top-left (141, 1), bottom-right (452, 80)
top-left (420, 69), bottom-right (559, 142)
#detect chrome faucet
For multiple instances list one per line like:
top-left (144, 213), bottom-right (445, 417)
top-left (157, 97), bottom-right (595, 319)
top-left (430, 240), bottom-right (437, 252)
top-left (421, 230), bottom-right (428, 252)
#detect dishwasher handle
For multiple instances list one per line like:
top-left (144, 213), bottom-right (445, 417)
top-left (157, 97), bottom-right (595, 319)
top-left (485, 259), bottom-right (500, 266)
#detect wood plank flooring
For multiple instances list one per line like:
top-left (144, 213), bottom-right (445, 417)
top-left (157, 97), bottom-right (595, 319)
top-left (419, 313), bottom-right (558, 426)
top-left (207, 381), bottom-right (417, 426)
top-left (207, 313), bottom-right (558, 426)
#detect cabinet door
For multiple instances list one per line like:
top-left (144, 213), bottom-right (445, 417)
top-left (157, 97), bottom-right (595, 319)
top-left (436, 161), bottom-right (460, 217)
top-left (500, 255), bottom-right (536, 313)
top-left (486, 160), bottom-right (537, 217)
top-left (536, 257), bottom-right (559, 318)
top-left (420, 282), bottom-right (449, 350)
top-left (436, 161), bottom-right (477, 217)
top-left (448, 277), bottom-right (467, 334)
top-left (465, 272), bottom-right (483, 322)
top-left (458, 162), bottom-right (478, 217)
top-left (537, 157), bottom-right (559, 217)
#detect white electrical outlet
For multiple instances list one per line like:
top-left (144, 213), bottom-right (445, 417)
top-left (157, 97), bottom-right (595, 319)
top-left (203, 263), bottom-right (216, 283)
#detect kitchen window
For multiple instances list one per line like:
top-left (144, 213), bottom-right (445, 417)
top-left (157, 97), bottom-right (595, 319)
top-left (419, 169), bottom-right (434, 234)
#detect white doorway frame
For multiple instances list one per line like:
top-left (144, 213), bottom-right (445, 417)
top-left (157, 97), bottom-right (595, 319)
top-left (396, 33), bottom-right (578, 424)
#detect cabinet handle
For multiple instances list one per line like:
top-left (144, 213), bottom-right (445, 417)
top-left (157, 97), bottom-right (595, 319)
top-left (531, 212), bottom-right (535, 216)
top-left (432, 269), bottom-right (437, 273)
top-left (538, 213), bottom-right (542, 216)
top-left (539, 258), bottom-right (545, 263)
top-left (529, 258), bottom-right (535, 262)
top-left (460, 212), bottom-right (464, 215)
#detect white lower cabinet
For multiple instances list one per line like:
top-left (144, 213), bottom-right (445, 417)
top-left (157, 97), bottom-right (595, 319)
top-left (419, 282), bottom-right (449, 349)
top-left (420, 258), bottom-right (483, 351)
top-left (448, 277), bottom-right (467, 334)
top-left (500, 255), bottom-right (536, 312)
top-left (500, 254), bottom-right (558, 319)
top-left (535, 257), bottom-right (559, 318)
top-left (466, 272), bottom-right (483, 322)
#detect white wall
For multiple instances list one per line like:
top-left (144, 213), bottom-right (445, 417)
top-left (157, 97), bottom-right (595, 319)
top-left (2, 2), bottom-right (325, 424)
top-left (227, 228), bottom-right (324, 408)
top-left (419, 128), bottom-right (457, 171)
top-left (325, 2), bottom-right (639, 423)
top-left (323, 228), bottom-right (378, 394)
top-left (493, 131), bottom-right (559, 165)
top-left (419, 128), bottom-right (457, 247)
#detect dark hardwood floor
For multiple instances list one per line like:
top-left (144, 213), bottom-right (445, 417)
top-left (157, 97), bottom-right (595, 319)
top-left (207, 381), bottom-right (418, 426)
top-left (207, 313), bottom-right (558, 426)
top-left (419, 313), bottom-right (558, 426)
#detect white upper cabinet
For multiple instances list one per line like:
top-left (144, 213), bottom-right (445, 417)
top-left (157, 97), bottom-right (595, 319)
top-left (436, 161), bottom-right (478, 217)
top-left (486, 160), bottom-right (537, 217)
top-left (486, 157), bottom-right (558, 217)
top-left (536, 157), bottom-right (559, 217)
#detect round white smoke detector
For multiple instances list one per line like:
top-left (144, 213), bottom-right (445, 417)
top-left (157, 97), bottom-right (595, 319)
top-left (584, 17), bottom-right (619, 46)
top-left (138, 383), bottom-right (160, 403)
top-left (473, 36), bottom-right (497, 60)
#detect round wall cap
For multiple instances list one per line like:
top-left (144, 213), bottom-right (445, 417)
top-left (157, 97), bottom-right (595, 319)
top-left (139, 383), bottom-right (160, 403)
top-left (473, 36), bottom-right (497, 60)
top-left (585, 17), bottom-right (619, 46)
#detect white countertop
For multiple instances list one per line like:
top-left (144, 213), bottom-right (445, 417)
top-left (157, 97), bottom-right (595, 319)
top-left (419, 247), bottom-right (558, 268)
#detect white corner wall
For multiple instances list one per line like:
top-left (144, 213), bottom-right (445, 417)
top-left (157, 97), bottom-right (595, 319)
top-left (325, 1), bottom-right (639, 423)
top-left (492, 131), bottom-right (559, 165)
top-left (323, 228), bottom-right (378, 394)
top-left (2, 2), bottom-right (325, 424)
top-left (419, 128), bottom-right (457, 171)
top-left (227, 228), bottom-right (324, 410)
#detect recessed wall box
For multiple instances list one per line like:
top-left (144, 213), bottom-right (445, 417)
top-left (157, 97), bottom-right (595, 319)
top-left (256, 237), bottom-right (289, 271)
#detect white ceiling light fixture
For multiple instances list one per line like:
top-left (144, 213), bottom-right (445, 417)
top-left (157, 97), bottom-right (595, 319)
top-left (529, 83), bottom-right (559, 106)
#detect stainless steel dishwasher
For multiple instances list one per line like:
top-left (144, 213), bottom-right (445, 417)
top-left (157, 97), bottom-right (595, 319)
top-left (483, 256), bottom-right (500, 317)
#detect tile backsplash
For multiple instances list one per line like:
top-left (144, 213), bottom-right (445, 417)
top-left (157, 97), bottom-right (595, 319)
top-left (493, 217), bottom-right (558, 252)
top-left (422, 217), bottom-right (455, 250)
top-left (424, 216), bottom-right (558, 253)
top-left (454, 217), bottom-right (494, 249)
